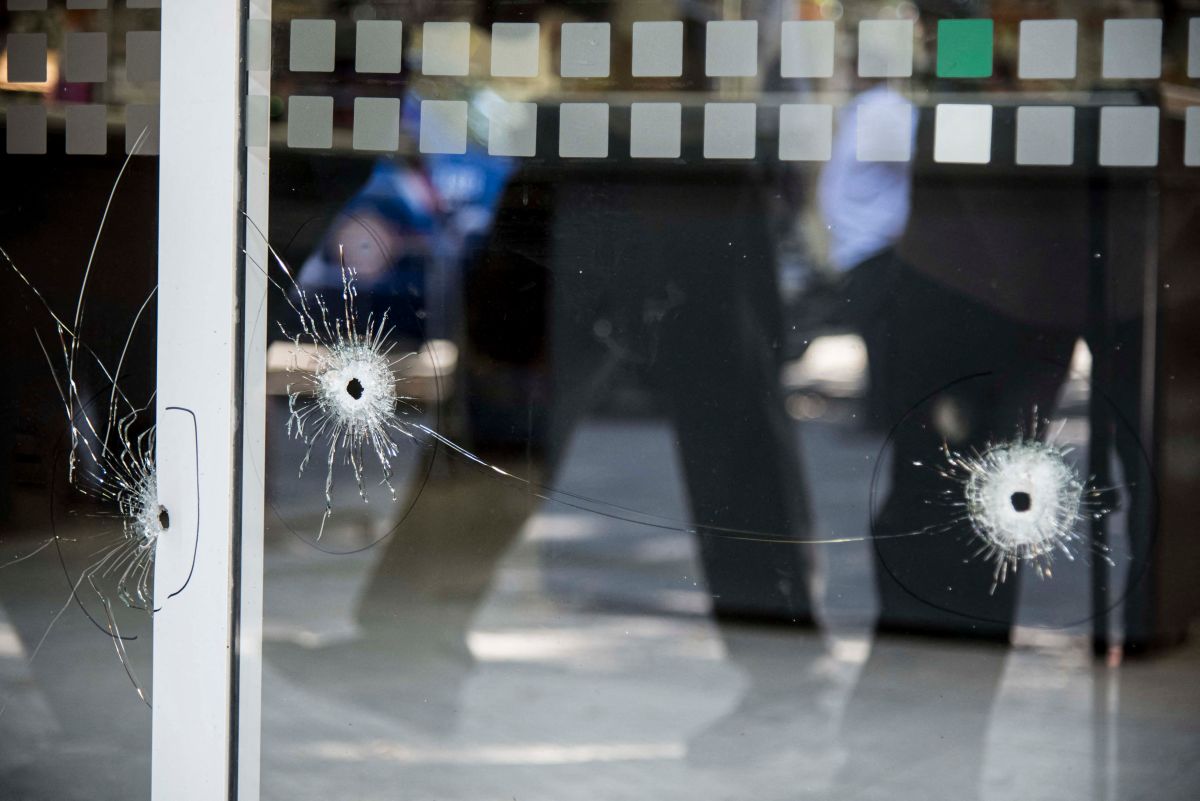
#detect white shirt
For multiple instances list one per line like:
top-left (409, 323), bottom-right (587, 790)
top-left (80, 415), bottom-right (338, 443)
top-left (818, 86), bottom-right (917, 271)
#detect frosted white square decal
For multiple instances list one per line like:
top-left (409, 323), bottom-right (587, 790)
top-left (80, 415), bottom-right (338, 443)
top-left (704, 103), bottom-right (756, 159)
top-left (420, 100), bottom-right (468, 154)
top-left (858, 20), bottom-right (913, 78)
top-left (356, 20), bottom-right (403, 74)
top-left (491, 23), bottom-right (539, 77)
top-left (630, 103), bottom-right (681, 158)
top-left (1185, 107), bottom-right (1199, 167)
top-left (422, 22), bottom-right (470, 76)
top-left (290, 19), bottom-right (334, 73)
top-left (856, 100), bottom-right (914, 162)
top-left (6, 33), bottom-right (47, 83)
top-left (934, 104), bottom-right (993, 164)
top-left (632, 21), bottom-right (683, 77)
top-left (1188, 18), bottom-right (1199, 78)
top-left (559, 103), bottom-right (609, 158)
top-left (1102, 19), bottom-right (1162, 79)
top-left (6, 105), bottom-right (46, 154)
top-left (353, 97), bottom-right (401, 152)
top-left (779, 104), bottom-right (832, 161)
top-left (1015, 106), bottom-right (1074, 166)
top-left (781, 21), bottom-right (834, 78)
top-left (287, 95), bottom-right (333, 149)
top-left (1099, 107), bottom-right (1159, 167)
top-left (561, 23), bottom-right (610, 78)
top-left (66, 104), bottom-right (107, 155)
top-left (1018, 20), bottom-right (1077, 79)
top-left (706, 20), bottom-right (757, 77)
top-left (488, 101), bottom-right (538, 157)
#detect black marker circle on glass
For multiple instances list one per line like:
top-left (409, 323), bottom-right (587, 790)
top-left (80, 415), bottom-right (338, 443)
top-left (868, 368), bottom-right (1157, 630)
top-left (259, 211), bottom-right (443, 556)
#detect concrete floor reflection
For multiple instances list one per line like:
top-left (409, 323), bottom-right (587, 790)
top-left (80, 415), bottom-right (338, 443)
top-left (257, 418), bottom-right (1200, 801)
top-left (0, 415), bottom-right (1191, 799)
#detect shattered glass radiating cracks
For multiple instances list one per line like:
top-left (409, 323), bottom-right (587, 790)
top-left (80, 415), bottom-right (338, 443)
top-left (918, 418), bottom-right (1113, 591)
top-left (1, 130), bottom-right (176, 707)
top-left (2, 136), bottom-right (1134, 712)
top-left (279, 245), bottom-right (422, 538)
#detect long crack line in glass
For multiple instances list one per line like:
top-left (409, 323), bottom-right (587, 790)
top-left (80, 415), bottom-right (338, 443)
top-left (0, 128), bottom-right (200, 710)
top-left (0, 128), bottom-right (1135, 708)
top-left (242, 222), bottom-right (1061, 552)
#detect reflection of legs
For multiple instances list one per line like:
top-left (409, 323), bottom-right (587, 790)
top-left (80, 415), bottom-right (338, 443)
top-left (1101, 318), bottom-right (1163, 651)
top-left (649, 180), bottom-right (813, 622)
top-left (343, 180), bottom-right (600, 729)
top-left (665, 311), bottom-right (813, 621)
top-left (356, 447), bottom-right (544, 631)
top-left (844, 271), bottom-right (1077, 800)
top-left (873, 267), bottom-right (1076, 635)
top-left (546, 174), bottom-right (814, 620)
top-left (638, 175), bottom-right (822, 769)
top-left (835, 636), bottom-right (1010, 800)
top-left (844, 250), bottom-right (905, 432)
top-left (342, 189), bottom-right (616, 730)
top-left (357, 254), bottom-right (559, 636)
top-left (356, 395), bottom-right (591, 619)
top-left (686, 623), bottom-right (840, 775)
top-left (295, 442), bottom-right (552, 733)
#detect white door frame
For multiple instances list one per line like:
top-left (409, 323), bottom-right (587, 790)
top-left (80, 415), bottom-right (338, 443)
top-left (154, 1), bottom-right (267, 799)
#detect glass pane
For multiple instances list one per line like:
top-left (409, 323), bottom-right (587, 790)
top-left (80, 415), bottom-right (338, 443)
top-left (1, 3), bottom-right (161, 799)
top-left (258, 2), bottom-right (1198, 800)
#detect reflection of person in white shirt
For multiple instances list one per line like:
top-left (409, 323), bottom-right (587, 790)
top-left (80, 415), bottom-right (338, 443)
top-left (817, 84), bottom-right (917, 429)
top-left (819, 84), bottom-right (916, 271)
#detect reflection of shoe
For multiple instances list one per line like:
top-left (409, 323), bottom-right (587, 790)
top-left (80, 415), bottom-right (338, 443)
top-left (703, 564), bottom-right (818, 628)
top-left (873, 556), bottom-right (1011, 642)
top-left (686, 625), bottom-right (834, 773)
top-left (712, 607), bottom-right (817, 629)
top-left (264, 626), bottom-right (474, 737)
top-left (1108, 630), bottom-right (1188, 658)
top-left (871, 617), bottom-right (1011, 644)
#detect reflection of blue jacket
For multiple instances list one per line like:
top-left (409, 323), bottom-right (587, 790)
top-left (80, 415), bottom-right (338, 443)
top-left (297, 113), bottom-right (515, 343)
top-left (401, 92), bottom-right (516, 227)
top-left (297, 158), bottom-right (440, 341)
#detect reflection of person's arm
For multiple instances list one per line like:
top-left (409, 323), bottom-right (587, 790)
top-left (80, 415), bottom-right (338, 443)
top-left (818, 94), bottom-right (915, 272)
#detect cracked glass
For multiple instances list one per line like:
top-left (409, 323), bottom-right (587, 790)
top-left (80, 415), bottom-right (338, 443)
top-left (250, 2), bottom-right (1199, 799)
top-left (3, 1), bottom-right (1200, 799)
top-left (1, 3), bottom-right (162, 797)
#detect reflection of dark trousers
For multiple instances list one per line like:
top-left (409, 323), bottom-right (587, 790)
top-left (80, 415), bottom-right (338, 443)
top-left (871, 264), bottom-right (1077, 635)
top-left (835, 268), bottom-right (1075, 801)
top-left (363, 172), bottom-right (814, 625)
top-left (545, 176), bottom-right (814, 620)
top-left (839, 248), bottom-right (905, 431)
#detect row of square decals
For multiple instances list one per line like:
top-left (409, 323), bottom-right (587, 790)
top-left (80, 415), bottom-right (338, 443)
top-left (284, 97), bottom-right (1200, 168)
top-left (10, 98), bottom-right (1192, 165)
top-left (6, 104), bottom-right (158, 155)
top-left (3, 30), bottom-right (161, 83)
top-left (7, 97), bottom-right (1184, 166)
top-left (6, 2), bottom-right (159, 8)
top-left (298, 18), bottom-right (1200, 80)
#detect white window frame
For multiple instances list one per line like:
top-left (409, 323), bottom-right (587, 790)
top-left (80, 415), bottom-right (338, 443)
top-left (154, 2), bottom-right (268, 800)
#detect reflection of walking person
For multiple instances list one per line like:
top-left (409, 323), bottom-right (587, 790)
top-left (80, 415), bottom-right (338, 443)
top-left (348, 163), bottom-right (818, 736)
top-left (818, 84), bottom-right (916, 431)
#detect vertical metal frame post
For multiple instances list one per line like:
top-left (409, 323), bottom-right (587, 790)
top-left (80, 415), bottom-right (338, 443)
top-left (153, 1), bottom-right (265, 799)
top-left (237, 1), bottom-right (272, 798)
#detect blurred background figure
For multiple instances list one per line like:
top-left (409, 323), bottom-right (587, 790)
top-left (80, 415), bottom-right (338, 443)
top-left (818, 81), bottom-right (917, 431)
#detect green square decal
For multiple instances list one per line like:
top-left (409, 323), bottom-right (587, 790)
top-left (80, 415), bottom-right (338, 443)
top-left (937, 19), bottom-right (993, 78)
